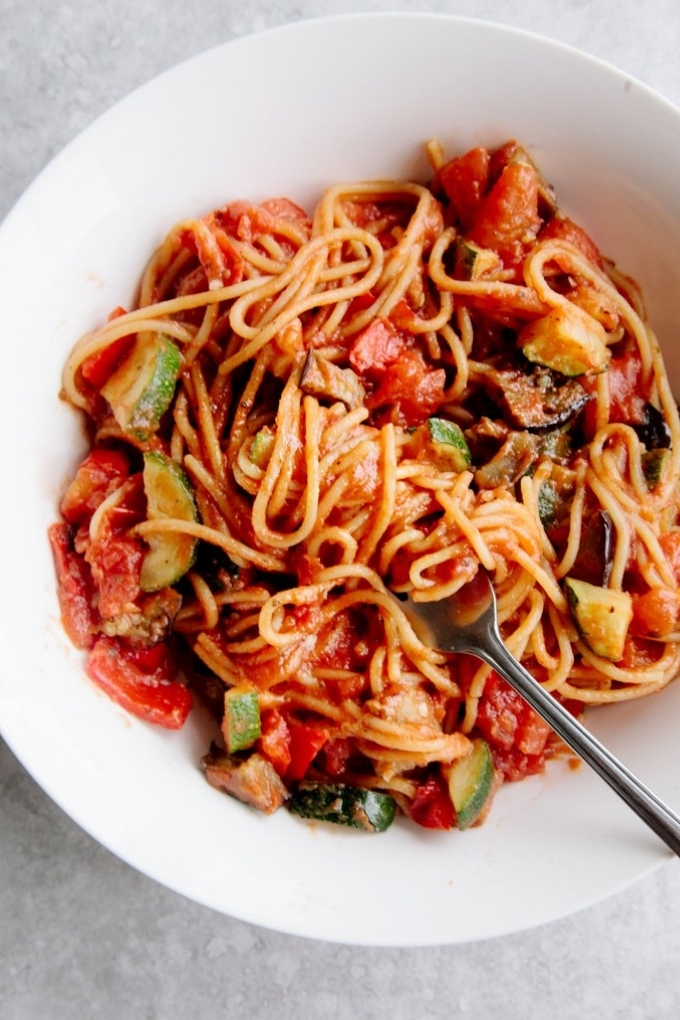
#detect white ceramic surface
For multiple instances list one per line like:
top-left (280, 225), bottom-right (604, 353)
top-left (1, 13), bottom-right (680, 946)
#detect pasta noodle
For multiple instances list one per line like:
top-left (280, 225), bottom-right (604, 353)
top-left (49, 138), bottom-right (680, 833)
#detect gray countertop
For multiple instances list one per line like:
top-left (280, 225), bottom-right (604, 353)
top-left (2, 1), bottom-right (680, 1017)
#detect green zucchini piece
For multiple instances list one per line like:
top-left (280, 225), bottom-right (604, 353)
top-left (519, 305), bottom-right (610, 377)
top-left (447, 738), bottom-right (494, 830)
top-left (249, 427), bottom-right (276, 468)
top-left (455, 238), bottom-right (502, 280)
top-left (101, 333), bottom-right (182, 440)
top-left (642, 448), bottom-right (670, 489)
top-left (140, 451), bottom-right (198, 591)
top-left (565, 577), bottom-right (633, 661)
top-left (427, 418), bottom-right (472, 472)
top-left (289, 782), bottom-right (396, 832)
top-left (222, 687), bottom-right (261, 753)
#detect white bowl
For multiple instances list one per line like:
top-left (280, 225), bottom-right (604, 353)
top-left (2, 13), bottom-right (680, 946)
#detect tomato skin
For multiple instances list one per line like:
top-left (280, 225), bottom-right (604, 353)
top-left (60, 449), bottom-right (130, 526)
top-left (470, 162), bottom-right (541, 266)
top-left (607, 351), bottom-right (648, 425)
top-left (48, 523), bottom-right (97, 650)
top-left (258, 709), bottom-right (292, 776)
top-left (438, 146), bottom-right (490, 231)
top-left (631, 588), bottom-right (680, 639)
top-left (85, 636), bottom-right (192, 729)
top-left (285, 722), bottom-right (330, 782)
top-left (409, 773), bottom-right (455, 830)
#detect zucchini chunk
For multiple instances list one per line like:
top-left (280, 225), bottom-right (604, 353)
top-left (140, 452), bottom-right (198, 591)
top-left (249, 427), bottom-right (276, 468)
top-left (565, 577), bottom-right (633, 661)
top-left (642, 448), bottom-right (670, 489)
top-left (454, 238), bottom-right (502, 280)
top-left (447, 738), bottom-right (494, 830)
top-left (289, 782), bottom-right (397, 832)
top-left (519, 305), bottom-right (610, 377)
top-left (427, 417), bottom-right (472, 472)
top-left (222, 686), bottom-right (261, 753)
top-left (101, 333), bottom-right (182, 439)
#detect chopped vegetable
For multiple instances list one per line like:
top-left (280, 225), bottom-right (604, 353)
top-left (249, 427), bottom-right (276, 468)
top-left (565, 578), bottom-right (633, 661)
top-left (101, 333), bottom-right (182, 439)
top-left (490, 366), bottom-right (590, 431)
top-left (409, 773), bottom-right (455, 830)
top-left (427, 417), bottom-right (472, 471)
top-left (289, 782), bottom-right (396, 832)
top-left (474, 431), bottom-right (539, 489)
top-left (569, 510), bottom-right (613, 587)
top-left (201, 750), bottom-right (288, 815)
top-left (85, 636), bottom-right (192, 729)
top-left (519, 305), bottom-right (611, 377)
top-left (446, 738), bottom-right (495, 829)
top-left (140, 452), bottom-right (198, 592)
top-left (454, 238), bottom-right (502, 280)
top-left (642, 448), bottom-right (670, 489)
top-left (632, 403), bottom-right (672, 450)
top-left (300, 349), bottom-right (365, 409)
top-left (222, 686), bottom-right (261, 753)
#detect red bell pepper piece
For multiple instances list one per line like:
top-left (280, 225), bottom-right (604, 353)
top-left (85, 636), bottom-right (191, 729)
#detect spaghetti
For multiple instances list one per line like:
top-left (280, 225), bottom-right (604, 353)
top-left (50, 139), bottom-right (680, 833)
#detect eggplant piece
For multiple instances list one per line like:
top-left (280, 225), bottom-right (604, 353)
top-left (569, 510), bottom-right (613, 587)
top-left (632, 403), bottom-right (671, 450)
top-left (489, 366), bottom-right (591, 431)
top-left (201, 749), bottom-right (288, 815)
top-left (100, 588), bottom-right (182, 646)
top-left (300, 350), bottom-right (365, 409)
top-left (474, 431), bottom-right (539, 489)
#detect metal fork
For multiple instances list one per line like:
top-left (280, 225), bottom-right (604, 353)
top-left (396, 569), bottom-right (680, 856)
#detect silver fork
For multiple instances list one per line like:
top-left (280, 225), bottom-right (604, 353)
top-left (396, 569), bottom-right (680, 856)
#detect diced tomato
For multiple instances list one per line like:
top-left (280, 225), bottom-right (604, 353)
top-left (367, 349), bottom-right (446, 426)
top-left (607, 350), bottom-right (648, 425)
top-left (438, 146), bottom-right (490, 231)
top-left (660, 532), bottom-right (680, 585)
top-left (60, 448), bottom-right (130, 525)
top-left (348, 317), bottom-right (406, 375)
top-left (259, 197), bottom-right (310, 222)
top-left (348, 289), bottom-right (376, 315)
top-left (631, 588), bottom-right (680, 639)
top-left (475, 673), bottom-right (551, 757)
top-left (48, 523), bottom-right (97, 649)
top-left (80, 336), bottom-right (135, 388)
top-left (620, 635), bottom-right (664, 669)
top-left (409, 773), bottom-right (455, 830)
top-left (470, 162), bottom-right (542, 266)
top-left (285, 721), bottom-right (330, 782)
top-left (85, 636), bottom-right (192, 729)
top-left (490, 745), bottom-right (547, 782)
top-left (539, 215), bottom-right (603, 268)
top-left (257, 709), bottom-right (292, 776)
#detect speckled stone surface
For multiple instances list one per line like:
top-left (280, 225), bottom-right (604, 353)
top-left (2, 1), bottom-right (680, 1017)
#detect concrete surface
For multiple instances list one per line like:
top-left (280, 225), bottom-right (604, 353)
top-left (2, 1), bottom-right (680, 1017)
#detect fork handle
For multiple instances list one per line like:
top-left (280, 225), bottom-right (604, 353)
top-left (476, 634), bottom-right (680, 858)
